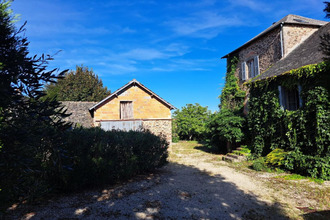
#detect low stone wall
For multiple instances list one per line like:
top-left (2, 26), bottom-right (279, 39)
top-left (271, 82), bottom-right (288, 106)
top-left (142, 119), bottom-right (172, 144)
top-left (61, 101), bottom-right (97, 128)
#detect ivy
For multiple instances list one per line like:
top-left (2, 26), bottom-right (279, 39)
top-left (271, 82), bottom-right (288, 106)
top-left (220, 56), bottom-right (246, 111)
top-left (247, 62), bottom-right (330, 179)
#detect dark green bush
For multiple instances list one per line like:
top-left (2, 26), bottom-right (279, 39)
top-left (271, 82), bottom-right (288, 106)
top-left (56, 127), bottom-right (168, 191)
top-left (284, 152), bottom-right (330, 180)
top-left (251, 157), bottom-right (269, 172)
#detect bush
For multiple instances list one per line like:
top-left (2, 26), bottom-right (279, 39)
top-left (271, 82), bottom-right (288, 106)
top-left (265, 148), bottom-right (288, 167)
top-left (251, 157), bottom-right (269, 172)
top-left (284, 152), bottom-right (330, 180)
top-left (55, 127), bottom-right (168, 191)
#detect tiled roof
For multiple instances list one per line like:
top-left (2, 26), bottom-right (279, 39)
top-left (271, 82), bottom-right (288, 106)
top-left (250, 22), bottom-right (330, 82)
top-left (222, 14), bottom-right (327, 58)
top-left (89, 79), bottom-right (176, 111)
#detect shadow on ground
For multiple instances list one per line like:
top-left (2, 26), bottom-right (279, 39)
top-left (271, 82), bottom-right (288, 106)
top-left (6, 161), bottom-right (290, 219)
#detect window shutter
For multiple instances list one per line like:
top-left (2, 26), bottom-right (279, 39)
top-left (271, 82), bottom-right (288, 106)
top-left (241, 62), bottom-right (246, 80)
top-left (278, 86), bottom-right (284, 110)
top-left (298, 85), bottom-right (303, 107)
top-left (121, 101), bottom-right (133, 119)
top-left (254, 56), bottom-right (260, 77)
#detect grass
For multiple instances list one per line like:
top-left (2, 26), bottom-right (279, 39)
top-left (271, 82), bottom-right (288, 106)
top-left (274, 174), bottom-right (324, 184)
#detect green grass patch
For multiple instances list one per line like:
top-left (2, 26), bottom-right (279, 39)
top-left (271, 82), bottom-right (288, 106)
top-left (274, 174), bottom-right (324, 184)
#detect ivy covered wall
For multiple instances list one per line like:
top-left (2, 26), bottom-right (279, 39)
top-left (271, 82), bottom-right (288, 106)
top-left (247, 62), bottom-right (330, 179)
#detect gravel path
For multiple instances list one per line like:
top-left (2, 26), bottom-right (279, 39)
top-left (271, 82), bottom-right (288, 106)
top-left (6, 142), bottom-right (322, 219)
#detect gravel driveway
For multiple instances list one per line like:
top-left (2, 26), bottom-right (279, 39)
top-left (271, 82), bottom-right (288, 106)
top-left (6, 142), bottom-right (328, 219)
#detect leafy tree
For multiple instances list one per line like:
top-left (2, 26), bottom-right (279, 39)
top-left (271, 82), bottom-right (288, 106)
top-left (324, 1), bottom-right (330, 18)
top-left (45, 65), bottom-right (111, 101)
top-left (207, 56), bottom-right (246, 152)
top-left (207, 109), bottom-right (245, 153)
top-left (0, 0), bottom-right (70, 208)
top-left (321, 2), bottom-right (330, 62)
top-left (173, 103), bottom-right (211, 141)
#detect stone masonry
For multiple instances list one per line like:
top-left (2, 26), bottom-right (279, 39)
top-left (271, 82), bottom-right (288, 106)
top-left (234, 24), bottom-right (321, 89)
top-left (61, 101), bottom-right (97, 128)
top-left (142, 119), bottom-right (172, 144)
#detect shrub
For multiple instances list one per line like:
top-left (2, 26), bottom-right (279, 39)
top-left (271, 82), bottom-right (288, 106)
top-left (284, 152), bottom-right (330, 180)
top-left (251, 157), bottom-right (269, 172)
top-left (56, 127), bottom-right (168, 191)
top-left (265, 148), bottom-right (288, 167)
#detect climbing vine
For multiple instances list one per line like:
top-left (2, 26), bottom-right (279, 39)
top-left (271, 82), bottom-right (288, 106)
top-left (207, 56), bottom-right (247, 152)
top-left (220, 56), bottom-right (246, 111)
top-left (247, 62), bottom-right (330, 179)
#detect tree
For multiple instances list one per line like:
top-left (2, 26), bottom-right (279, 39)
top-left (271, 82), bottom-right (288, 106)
top-left (207, 56), bottom-right (247, 152)
top-left (324, 1), bottom-right (330, 18)
top-left (173, 103), bottom-right (211, 141)
top-left (321, 2), bottom-right (330, 61)
top-left (45, 65), bottom-right (111, 101)
top-left (0, 0), bottom-right (70, 208)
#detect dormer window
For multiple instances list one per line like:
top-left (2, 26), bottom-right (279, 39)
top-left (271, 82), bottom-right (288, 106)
top-left (241, 56), bottom-right (260, 81)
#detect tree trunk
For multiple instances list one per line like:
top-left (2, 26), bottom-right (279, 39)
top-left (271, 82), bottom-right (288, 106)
top-left (226, 141), bottom-right (232, 153)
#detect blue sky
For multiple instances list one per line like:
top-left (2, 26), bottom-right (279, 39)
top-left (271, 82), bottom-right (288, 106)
top-left (11, 0), bottom-right (327, 112)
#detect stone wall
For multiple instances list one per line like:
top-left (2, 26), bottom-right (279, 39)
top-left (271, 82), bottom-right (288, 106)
top-left (94, 84), bottom-right (171, 122)
top-left (236, 28), bottom-right (282, 87)
top-left (142, 119), bottom-right (172, 144)
top-left (283, 24), bottom-right (319, 56)
top-left (61, 101), bottom-right (97, 128)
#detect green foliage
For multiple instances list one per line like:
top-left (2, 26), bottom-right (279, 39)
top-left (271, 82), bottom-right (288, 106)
top-left (251, 157), bottom-right (270, 172)
top-left (45, 65), bottom-right (111, 101)
top-left (265, 148), bottom-right (288, 167)
top-left (220, 56), bottom-right (246, 111)
top-left (206, 109), bottom-right (246, 152)
top-left (206, 55), bottom-right (246, 151)
top-left (173, 103), bottom-right (211, 141)
top-left (57, 128), bottom-right (168, 191)
top-left (0, 0), bottom-right (71, 209)
top-left (284, 152), bottom-right (329, 180)
top-left (247, 62), bottom-right (330, 179)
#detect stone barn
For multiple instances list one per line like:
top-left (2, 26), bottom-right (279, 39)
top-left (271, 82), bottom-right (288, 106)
top-left (88, 79), bottom-right (176, 143)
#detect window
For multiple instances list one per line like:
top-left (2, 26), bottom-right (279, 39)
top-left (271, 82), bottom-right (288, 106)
top-left (120, 101), bottom-right (133, 119)
top-left (278, 85), bottom-right (302, 111)
top-left (241, 56), bottom-right (260, 81)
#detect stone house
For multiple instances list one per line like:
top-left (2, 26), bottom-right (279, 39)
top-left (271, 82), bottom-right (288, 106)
top-left (88, 79), bottom-right (176, 143)
top-left (222, 14), bottom-right (328, 112)
top-left (222, 14), bottom-right (327, 86)
top-left (61, 79), bottom-right (175, 143)
top-left (221, 14), bottom-right (329, 160)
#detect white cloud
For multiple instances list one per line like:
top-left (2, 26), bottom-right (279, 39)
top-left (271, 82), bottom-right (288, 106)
top-left (120, 48), bottom-right (168, 60)
top-left (166, 11), bottom-right (243, 39)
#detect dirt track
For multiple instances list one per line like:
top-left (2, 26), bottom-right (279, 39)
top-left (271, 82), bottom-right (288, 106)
top-left (6, 142), bottom-right (330, 219)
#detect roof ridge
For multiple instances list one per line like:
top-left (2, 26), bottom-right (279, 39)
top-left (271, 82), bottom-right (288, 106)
top-left (89, 79), bottom-right (176, 111)
top-left (222, 14), bottom-right (328, 58)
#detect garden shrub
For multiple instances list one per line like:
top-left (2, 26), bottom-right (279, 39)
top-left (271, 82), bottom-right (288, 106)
top-left (265, 148), bottom-right (288, 167)
top-left (251, 157), bottom-right (269, 172)
top-left (57, 127), bottom-right (168, 191)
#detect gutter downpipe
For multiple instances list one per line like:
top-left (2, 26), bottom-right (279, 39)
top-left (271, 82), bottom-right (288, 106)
top-left (280, 22), bottom-right (284, 58)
